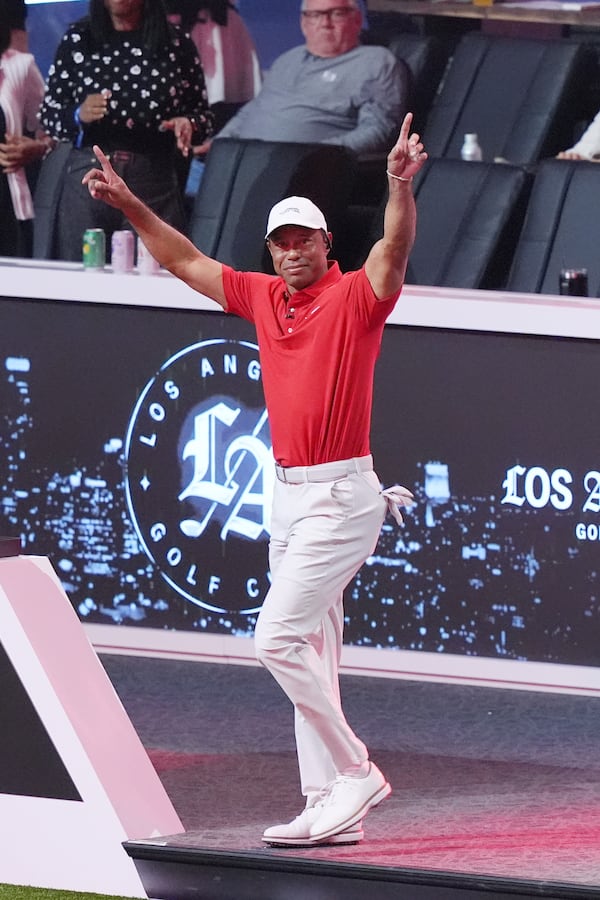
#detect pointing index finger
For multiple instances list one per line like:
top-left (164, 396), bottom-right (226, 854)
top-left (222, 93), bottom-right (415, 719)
top-left (399, 112), bottom-right (413, 143)
top-left (92, 144), bottom-right (112, 174)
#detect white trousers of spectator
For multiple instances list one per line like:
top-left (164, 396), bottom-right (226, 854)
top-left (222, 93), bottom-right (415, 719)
top-left (254, 457), bottom-right (387, 805)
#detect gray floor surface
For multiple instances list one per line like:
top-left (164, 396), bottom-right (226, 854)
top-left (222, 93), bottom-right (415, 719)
top-left (100, 654), bottom-right (600, 887)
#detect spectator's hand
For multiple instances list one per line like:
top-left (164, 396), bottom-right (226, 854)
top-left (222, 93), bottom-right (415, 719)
top-left (387, 112), bottom-right (427, 181)
top-left (0, 134), bottom-right (46, 173)
top-left (78, 90), bottom-right (112, 125)
top-left (159, 116), bottom-right (194, 156)
top-left (192, 138), bottom-right (212, 156)
top-left (556, 151), bottom-right (586, 160)
top-left (82, 145), bottom-right (132, 210)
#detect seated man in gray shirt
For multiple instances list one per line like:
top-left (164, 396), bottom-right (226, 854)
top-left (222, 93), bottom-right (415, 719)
top-left (214, 0), bottom-right (409, 157)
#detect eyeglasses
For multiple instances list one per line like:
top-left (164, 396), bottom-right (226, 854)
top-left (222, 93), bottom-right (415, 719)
top-left (301, 7), bottom-right (355, 22)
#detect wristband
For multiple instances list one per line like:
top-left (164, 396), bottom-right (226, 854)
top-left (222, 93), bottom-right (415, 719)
top-left (386, 169), bottom-right (413, 182)
top-left (74, 106), bottom-right (84, 148)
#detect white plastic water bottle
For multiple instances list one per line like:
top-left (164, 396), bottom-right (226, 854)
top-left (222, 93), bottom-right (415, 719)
top-left (461, 133), bottom-right (483, 161)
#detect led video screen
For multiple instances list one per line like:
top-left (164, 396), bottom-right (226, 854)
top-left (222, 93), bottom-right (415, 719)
top-left (2, 294), bottom-right (599, 668)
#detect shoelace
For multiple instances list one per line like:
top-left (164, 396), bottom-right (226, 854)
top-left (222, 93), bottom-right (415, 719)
top-left (320, 774), bottom-right (358, 807)
top-left (304, 784), bottom-right (332, 815)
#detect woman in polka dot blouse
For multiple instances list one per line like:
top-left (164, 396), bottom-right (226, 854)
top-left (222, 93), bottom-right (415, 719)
top-left (39, 0), bottom-right (214, 261)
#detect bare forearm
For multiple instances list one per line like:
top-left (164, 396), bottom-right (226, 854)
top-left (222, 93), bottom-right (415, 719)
top-left (364, 113), bottom-right (426, 299)
top-left (382, 176), bottom-right (416, 259)
top-left (365, 176), bottom-right (416, 297)
top-left (84, 145), bottom-right (226, 305)
top-left (124, 194), bottom-right (225, 303)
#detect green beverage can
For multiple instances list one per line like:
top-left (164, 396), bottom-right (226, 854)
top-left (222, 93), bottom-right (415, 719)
top-left (82, 228), bottom-right (106, 269)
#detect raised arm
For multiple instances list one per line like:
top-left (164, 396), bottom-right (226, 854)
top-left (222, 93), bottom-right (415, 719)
top-left (364, 112), bottom-right (427, 300)
top-left (82, 146), bottom-right (227, 308)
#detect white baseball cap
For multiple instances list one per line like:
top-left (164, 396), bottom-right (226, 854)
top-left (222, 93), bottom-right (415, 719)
top-left (265, 196), bottom-right (328, 239)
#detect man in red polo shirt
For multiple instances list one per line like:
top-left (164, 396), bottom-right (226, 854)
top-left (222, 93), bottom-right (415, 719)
top-left (83, 111), bottom-right (427, 846)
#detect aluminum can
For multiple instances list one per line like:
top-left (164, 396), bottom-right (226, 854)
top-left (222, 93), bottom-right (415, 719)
top-left (136, 236), bottom-right (161, 275)
top-left (82, 228), bottom-right (106, 269)
top-left (559, 268), bottom-right (588, 297)
top-left (111, 230), bottom-right (135, 273)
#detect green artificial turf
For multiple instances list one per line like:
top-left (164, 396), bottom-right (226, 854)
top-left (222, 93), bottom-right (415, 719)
top-left (0, 886), bottom-right (138, 899)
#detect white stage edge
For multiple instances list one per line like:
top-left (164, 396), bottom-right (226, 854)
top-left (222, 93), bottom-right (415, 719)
top-left (86, 622), bottom-right (600, 698)
top-left (0, 555), bottom-right (183, 897)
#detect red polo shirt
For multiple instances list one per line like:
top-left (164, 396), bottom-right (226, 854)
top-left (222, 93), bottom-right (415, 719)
top-left (223, 262), bottom-right (399, 467)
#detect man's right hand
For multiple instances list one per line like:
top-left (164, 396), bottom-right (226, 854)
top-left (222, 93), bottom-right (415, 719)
top-left (82, 145), bottom-right (131, 210)
top-left (82, 143), bottom-right (227, 310)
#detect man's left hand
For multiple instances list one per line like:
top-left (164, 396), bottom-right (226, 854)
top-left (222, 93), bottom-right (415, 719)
top-left (387, 112), bottom-right (428, 182)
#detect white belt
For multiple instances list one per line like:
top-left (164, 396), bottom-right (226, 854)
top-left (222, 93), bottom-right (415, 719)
top-left (274, 455), bottom-right (373, 484)
top-left (273, 456), bottom-right (415, 526)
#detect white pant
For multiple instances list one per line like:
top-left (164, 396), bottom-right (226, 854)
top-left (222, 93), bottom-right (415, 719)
top-left (254, 460), bottom-right (387, 802)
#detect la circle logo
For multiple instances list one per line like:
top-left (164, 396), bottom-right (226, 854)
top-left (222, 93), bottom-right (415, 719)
top-left (124, 339), bottom-right (274, 614)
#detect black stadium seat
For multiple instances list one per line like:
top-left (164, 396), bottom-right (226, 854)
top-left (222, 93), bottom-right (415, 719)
top-left (506, 158), bottom-right (600, 297)
top-left (350, 157), bottom-right (532, 290)
top-left (32, 142), bottom-right (71, 260)
top-left (422, 33), bottom-right (594, 166)
top-left (387, 33), bottom-right (450, 133)
top-left (361, 22), bottom-right (450, 133)
top-left (188, 138), bottom-right (358, 272)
